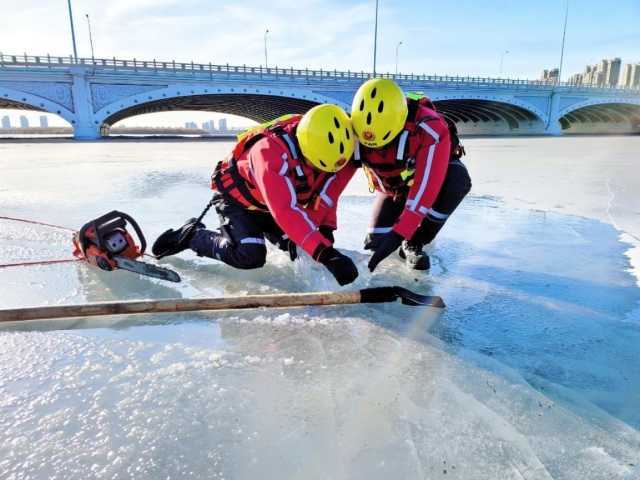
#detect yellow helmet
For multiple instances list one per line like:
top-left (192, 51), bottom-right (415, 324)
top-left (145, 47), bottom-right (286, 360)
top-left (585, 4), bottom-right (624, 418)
top-left (351, 78), bottom-right (408, 148)
top-left (297, 104), bottom-right (355, 173)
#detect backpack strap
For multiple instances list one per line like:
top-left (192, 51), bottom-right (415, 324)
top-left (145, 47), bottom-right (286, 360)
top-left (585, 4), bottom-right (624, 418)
top-left (279, 132), bottom-right (299, 161)
top-left (396, 130), bottom-right (410, 162)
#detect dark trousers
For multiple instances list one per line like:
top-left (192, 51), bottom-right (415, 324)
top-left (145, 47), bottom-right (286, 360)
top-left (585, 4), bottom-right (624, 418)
top-left (369, 159), bottom-right (471, 247)
top-left (189, 194), bottom-right (288, 269)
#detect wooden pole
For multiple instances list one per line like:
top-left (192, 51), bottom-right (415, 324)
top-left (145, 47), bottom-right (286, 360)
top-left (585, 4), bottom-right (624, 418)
top-left (0, 288), bottom-right (444, 324)
top-left (0, 291), bottom-right (359, 323)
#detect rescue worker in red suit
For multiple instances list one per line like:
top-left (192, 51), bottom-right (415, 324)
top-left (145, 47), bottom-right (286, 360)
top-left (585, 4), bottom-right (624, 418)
top-left (152, 104), bottom-right (359, 286)
top-left (350, 79), bottom-right (472, 271)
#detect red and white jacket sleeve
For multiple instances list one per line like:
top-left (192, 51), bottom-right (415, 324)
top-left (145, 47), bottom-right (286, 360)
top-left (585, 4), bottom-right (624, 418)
top-left (250, 138), bottom-right (331, 260)
top-left (393, 116), bottom-right (451, 240)
top-left (308, 163), bottom-right (357, 230)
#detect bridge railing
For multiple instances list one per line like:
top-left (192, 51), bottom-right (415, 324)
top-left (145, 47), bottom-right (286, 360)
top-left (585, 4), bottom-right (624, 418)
top-left (1, 53), bottom-right (639, 94)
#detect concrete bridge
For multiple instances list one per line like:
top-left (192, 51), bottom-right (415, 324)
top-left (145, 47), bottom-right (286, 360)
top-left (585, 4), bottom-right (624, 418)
top-left (1, 53), bottom-right (639, 139)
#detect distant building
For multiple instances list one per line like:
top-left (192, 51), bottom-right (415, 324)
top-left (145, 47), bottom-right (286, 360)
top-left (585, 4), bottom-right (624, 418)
top-left (568, 73), bottom-right (583, 85)
top-left (19, 115), bottom-right (29, 128)
top-left (202, 120), bottom-right (216, 131)
top-left (185, 121), bottom-right (199, 129)
top-left (1, 115), bottom-right (10, 129)
top-left (605, 58), bottom-right (621, 87)
top-left (39, 115), bottom-right (49, 128)
top-left (620, 63), bottom-right (640, 88)
top-left (218, 118), bottom-right (228, 131)
top-left (631, 64), bottom-right (640, 88)
top-left (540, 68), bottom-right (559, 83)
top-left (570, 57), bottom-right (625, 88)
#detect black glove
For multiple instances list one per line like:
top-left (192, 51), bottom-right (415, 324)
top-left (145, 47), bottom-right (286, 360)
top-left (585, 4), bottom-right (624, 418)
top-left (318, 247), bottom-right (359, 286)
top-left (319, 226), bottom-right (335, 244)
top-left (363, 233), bottom-right (383, 251)
top-left (368, 231), bottom-right (404, 272)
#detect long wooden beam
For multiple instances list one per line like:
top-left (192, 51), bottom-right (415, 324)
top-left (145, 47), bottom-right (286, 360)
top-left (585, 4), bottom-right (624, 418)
top-left (0, 287), bottom-right (445, 323)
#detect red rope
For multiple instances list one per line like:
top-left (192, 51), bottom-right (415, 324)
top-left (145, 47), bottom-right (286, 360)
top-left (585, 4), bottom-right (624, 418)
top-left (0, 215), bottom-right (76, 232)
top-left (0, 216), bottom-right (79, 269)
top-left (0, 215), bottom-right (159, 266)
top-left (0, 258), bottom-right (82, 269)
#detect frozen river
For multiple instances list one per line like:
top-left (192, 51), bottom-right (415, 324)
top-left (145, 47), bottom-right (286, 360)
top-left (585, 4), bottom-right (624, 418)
top-left (1, 136), bottom-right (639, 479)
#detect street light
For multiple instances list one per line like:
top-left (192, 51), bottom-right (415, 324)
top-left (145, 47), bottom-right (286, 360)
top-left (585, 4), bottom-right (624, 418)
top-left (372, 0), bottom-right (379, 76)
top-left (395, 41), bottom-right (403, 75)
top-left (264, 29), bottom-right (269, 69)
top-left (557, 0), bottom-right (569, 84)
top-left (66, 0), bottom-right (79, 62)
top-left (499, 50), bottom-right (509, 76)
top-left (85, 14), bottom-right (95, 60)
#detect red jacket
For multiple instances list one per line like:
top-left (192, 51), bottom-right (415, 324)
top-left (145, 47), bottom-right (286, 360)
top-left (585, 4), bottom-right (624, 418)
top-left (212, 118), bottom-right (355, 259)
top-left (357, 103), bottom-right (451, 240)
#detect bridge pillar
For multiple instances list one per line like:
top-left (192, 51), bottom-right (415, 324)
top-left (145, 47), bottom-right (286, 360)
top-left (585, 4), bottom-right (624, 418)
top-left (544, 92), bottom-right (563, 136)
top-left (70, 66), bottom-right (101, 140)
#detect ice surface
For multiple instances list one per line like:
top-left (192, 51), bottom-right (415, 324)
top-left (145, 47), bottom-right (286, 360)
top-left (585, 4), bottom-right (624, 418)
top-left (1, 137), bottom-right (640, 479)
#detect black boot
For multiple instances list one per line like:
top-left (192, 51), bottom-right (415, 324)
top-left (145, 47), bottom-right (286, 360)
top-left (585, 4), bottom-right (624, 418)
top-left (398, 241), bottom-right (430, 270)
top-left (152, 218), bottom-right (205, 259)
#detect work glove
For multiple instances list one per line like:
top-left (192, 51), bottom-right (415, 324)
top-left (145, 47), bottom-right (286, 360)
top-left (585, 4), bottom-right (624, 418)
top-left (368, 231), bottom-right (404, 272)
top-left (363, 233), bottom-right (383, 251)
top-left (319, 226), bottom-right (335, 244)
top-left (317, 247), bottom-right (359, 286)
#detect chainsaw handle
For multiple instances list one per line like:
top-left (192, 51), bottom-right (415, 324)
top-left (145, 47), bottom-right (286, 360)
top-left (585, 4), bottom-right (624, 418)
top-left (111, 211), bottom-right (146, 255)
top-left (80, 211), bottom-right (147, 256)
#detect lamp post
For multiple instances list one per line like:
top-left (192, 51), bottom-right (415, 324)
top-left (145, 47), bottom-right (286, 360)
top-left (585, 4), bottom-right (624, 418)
top-left (499, 50), bottom-right (509, 76)
top-left (85, 14), bottom-right (95, 60)
top-left (395, 40), bottom-right (403, 75)
top-left (557, 0), bottom-right (569, 84)
top-left (372, 0), bottom-right (379, 76)
top-left (66, 0), bottom-right (79, 62)
top-left (264, 29), bottom-right (269, 69)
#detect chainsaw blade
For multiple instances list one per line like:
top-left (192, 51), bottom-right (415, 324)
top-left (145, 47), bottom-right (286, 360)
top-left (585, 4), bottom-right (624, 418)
top-left (113, 256), bottom-right (181, 283)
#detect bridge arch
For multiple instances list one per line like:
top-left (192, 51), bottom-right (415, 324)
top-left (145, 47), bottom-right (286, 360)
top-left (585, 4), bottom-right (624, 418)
top-left (557, 98), bottom-right (640, 118)
top-left (558, 99), bottom-right (640, 131)
top-left (94, 84), bottom-right (350, 132)
top-left (428, 94), bottom-right (546, 132)
top-left (0, 86), bottom-right (75, 125)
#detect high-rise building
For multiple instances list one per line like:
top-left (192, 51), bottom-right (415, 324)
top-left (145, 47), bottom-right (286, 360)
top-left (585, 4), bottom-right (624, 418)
top-left (568, 73), bottom-right (583, 85)
top-left (1, 115), bottom-right (10, 129)
top-left (540, 68), bottom-right (559, 83)
top-left (620, 63), bottom-right (640, 88)
top-left (218, 118), bottom-right (228, 131)
top-left (599, 59), bottom-right (610, 86)
top-left (39, 115), bottom-right (49, 128)
top-left (621, 64), bottom-right (633, 87)
top-left (19, 115), bottom-right (29, 128)
top-left (605, 58), bottom-right (621, 87)
top-left (569, 58), bottom-right (626, 87)
top-left (632, 64), bottom-right (640, 88)
top-left (594, 71), bottom-right (605, 87)
top-left (202, 120), bottom-right (216, 131)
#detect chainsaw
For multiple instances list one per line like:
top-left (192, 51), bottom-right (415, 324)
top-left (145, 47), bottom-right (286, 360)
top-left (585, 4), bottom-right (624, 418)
top-left (72, 211), bottom-right (181, 283)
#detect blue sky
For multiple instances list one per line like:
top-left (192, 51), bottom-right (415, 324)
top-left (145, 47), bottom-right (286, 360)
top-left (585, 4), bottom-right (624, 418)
top-left (1, 0), bottom-right (638, 125)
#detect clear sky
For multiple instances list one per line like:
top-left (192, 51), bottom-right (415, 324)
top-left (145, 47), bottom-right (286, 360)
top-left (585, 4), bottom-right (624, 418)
top-left (1, 0), bottom-right (638, 126)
